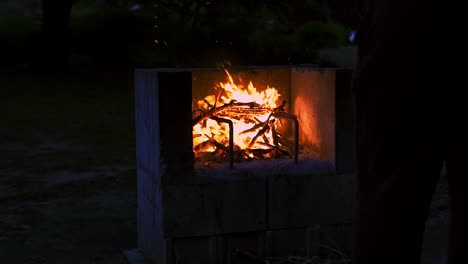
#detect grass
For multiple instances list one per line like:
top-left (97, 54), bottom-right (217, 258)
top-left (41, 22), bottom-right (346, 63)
top-left (0, 68), bottom-right (135, 146)
top-left (0, 67), bottom-right (137, 264)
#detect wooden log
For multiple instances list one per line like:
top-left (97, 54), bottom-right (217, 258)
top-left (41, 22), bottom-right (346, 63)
top-left (271, 122), bottom-right (279, 147)
top-left (202, 98), bottom-right (212, 108)
top-left (257, 142), bottom-right (289, 156)
top-left (240, 122), bottom-right (264, 135)
top-left (248, 124), bottom-right (270, 148)
top-left (247, 148), bottom-right (274, 159)
top-left (277, 135), bottom-right (295, 154)
top-left (193, 139), bottom-right (212, 151)
top-left (273, 100), bottom-right (286, 112)
top-left (192, 101), bottom-right (260, 126)
top-left (204, 134), bottom-right (228, 153)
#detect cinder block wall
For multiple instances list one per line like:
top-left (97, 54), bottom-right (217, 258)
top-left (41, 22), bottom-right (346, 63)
top-left (134, 67), bottom-right (355, 264)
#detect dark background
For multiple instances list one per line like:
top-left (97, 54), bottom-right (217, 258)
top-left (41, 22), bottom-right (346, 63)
top-left (0, 0), bottom-right (365, 72)
top-left (1, 1), bottom-right (448, 263)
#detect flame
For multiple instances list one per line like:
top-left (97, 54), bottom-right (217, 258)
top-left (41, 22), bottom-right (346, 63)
top-left (193, 70), bottom-right (282, 157)
top-left (218, 70), bottom-right (279, 109)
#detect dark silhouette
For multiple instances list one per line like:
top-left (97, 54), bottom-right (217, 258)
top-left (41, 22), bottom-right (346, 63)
top-left (351, 1), bottom-right (467, 263)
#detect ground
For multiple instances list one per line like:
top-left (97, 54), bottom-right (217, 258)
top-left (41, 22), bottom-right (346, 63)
top-left (0, 64), bottom-right (449, 264)
top-left (0, 67), bottom-right (137, 264)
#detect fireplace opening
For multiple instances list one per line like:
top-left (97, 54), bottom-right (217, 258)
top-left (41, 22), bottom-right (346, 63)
top-left (192, 69), bottom-right (299, 168)
top-left (191, 66), bottom-right (335, 170)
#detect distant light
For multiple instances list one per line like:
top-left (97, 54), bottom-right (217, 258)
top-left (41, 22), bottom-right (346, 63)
top-left (349, 31), bottom-right (356, 42)
top-left (154, 40), bottom-right (159, 44)
top-left (131, 4), bottom-right (141, 11)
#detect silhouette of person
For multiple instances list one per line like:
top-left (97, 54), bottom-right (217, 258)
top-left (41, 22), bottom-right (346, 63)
top-left (351, 1), bottom-right (467, 263)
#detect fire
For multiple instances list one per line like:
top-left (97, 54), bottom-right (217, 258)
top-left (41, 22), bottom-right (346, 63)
top-left (193, 70), bottom-right (289, 161)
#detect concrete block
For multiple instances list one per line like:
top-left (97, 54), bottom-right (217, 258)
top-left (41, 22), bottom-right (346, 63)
top-left (157, 72), bottom-right (194, 181)
top-left (138, 194), bottom-right (154, 257)
top-left (224, 232), bottom-right (266, 263)
top-left (134, 67), bottom-right (355, 264)
top-left (267, 229), bottom-right (307, 258)
top-left (209, 179), bottom-right (266, 234)
top-left (334, 69), bottom-right (355, 174)
top-left (163, 184), bottom-right (216, 237)
top-left (137, 168), bottom-right (154, 205)
top-left (123, 248), bottom-right (149, 264)
top-left (268, 173), bottom-right (306, 229)
top-left (304, 173), bottom-right (354, 225)
top-left (268, 168), bottom-right (350, 229)
top-left (266, 227), bottom-right (320, 259)
top-left (320, 223), bottom-right (353, 257)
top-left (151, 191), bottom-right (168, 264)
top-left (135, 69), bottom-right (159, 207)
top-left (134, 69), bottom-right (158, 176)
top-left (171, 237), bottom-right (214, 264)
top-left (291, 67), bottom-right (336, 163)
top-left (163, 177), bottom-right (266, 238)
top-left (305, 226), bottom-right (321, 258)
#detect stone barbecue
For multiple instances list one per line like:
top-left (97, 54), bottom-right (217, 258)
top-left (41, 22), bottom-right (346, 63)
top-left (134, 65), bottom-right (355, 263)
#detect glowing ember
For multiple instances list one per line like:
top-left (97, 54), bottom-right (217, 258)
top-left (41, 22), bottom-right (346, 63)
top-left (193, 70), bottom-right (292, 161)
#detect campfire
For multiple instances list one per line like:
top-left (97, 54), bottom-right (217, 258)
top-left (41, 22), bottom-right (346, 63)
top-left (192, 69), bottom-right (299, 167)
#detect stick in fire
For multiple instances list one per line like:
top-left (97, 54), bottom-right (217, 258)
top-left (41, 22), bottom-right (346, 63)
top-left (192, 69), bottom-right (294, 162)
top-left (193, 99), bottom-right (293, 160)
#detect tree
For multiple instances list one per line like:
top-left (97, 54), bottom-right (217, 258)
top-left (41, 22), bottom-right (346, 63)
top-left (41, 0), bottom-right (75, 75)
top-left (327, 0), bottom-right (370, 28)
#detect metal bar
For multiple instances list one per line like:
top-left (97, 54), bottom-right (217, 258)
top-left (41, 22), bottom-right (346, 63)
top-left (273, 112), bottom-right (299, 164)
top-left (210, 116), bottom-right (234, 169)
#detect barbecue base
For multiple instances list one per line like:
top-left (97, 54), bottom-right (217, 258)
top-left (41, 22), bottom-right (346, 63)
top-left (134, 66), bottom-right (355, 263)
top-left (138, 164), bottom-right (353, 263)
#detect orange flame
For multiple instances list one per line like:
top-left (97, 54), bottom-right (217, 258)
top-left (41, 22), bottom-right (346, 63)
top-left (193, 70), bottom-right (282, 156)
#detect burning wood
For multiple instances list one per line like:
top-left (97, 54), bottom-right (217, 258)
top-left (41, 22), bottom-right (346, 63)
top-left (192, 100), bottom-right (260, 126)
top-left (192, 70), bottom-right (294, 162)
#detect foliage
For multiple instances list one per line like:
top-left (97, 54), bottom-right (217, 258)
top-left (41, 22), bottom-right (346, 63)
top-left (145, 0), bottom-right (350, 66)
top-left (69, 1), bottom-right (154, 64)
top-left (0, 8), bottom-right (42, 66)
top-left (296, 21), bottom-right (346, 50)
top-left (0, 0), bottom-right (353, 68)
